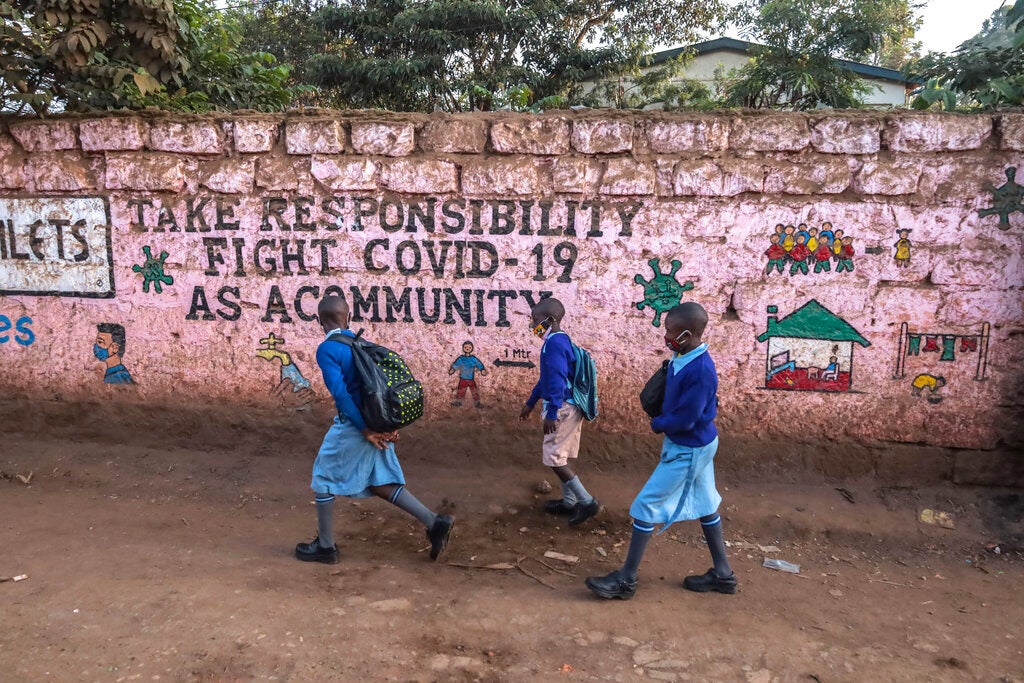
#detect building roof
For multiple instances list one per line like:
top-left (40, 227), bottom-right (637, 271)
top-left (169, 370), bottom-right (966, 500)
top-left (650, 37), bottom-right (915, 84)
top-left (757, 299), bottom-right (871, 346)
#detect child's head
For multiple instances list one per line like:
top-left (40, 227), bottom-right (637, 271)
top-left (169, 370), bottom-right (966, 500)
top-left (318, 294), bottom-right (350, 334)
top-left (798, 223), bottom-right (808, 231)
top-left (842, 236), bottom-right (852, 245)
top-left (809, 226), bottom-right (818, 236)
top-left (462, 341), bottom-right (474, 355)
top-left (774, 223), bottom-right (785, 234)
top-left (835, 228), bottom-right (844, 238)
top-left (770, 234), bottom-right (780, 244)
top-left (796, 234), bottom-right (806, 244)
top-left (530, 297), bottom-right (565, 338)
top-left (935, 375), bottom-right (946, 388)
top-left (822, 221), bottom-right (832, 230)
top-left (898, 229), bottom-right (910, 238)
top-left (784, 225), bottom-right (795, 235)
top-left (664, 302), bottom-right (708, 354)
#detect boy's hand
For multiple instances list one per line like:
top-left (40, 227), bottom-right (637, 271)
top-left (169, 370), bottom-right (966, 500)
top-left (519, 404), bottom-right (534, 421)
top-left (382, 430), bottom-right (400, 443)
top-left (361, 429), bottom-right (391, 450)
top-left (543, 418), bottom-right (559, 434)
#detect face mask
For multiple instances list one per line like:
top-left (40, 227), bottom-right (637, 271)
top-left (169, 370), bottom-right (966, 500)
top-left (531, 317), bottom-right (553, 340)
top-left (665, 330), bottom-right (690, 353)
top-left (93, 344), bottom-right (110, 361)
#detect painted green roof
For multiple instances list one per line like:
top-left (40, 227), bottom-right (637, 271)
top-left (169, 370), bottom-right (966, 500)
top-left (757, 299), bottom-right (870, 346)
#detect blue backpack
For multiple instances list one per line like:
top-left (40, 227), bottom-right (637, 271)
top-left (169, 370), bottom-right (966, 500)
top-left (570, 344), bottom-right (599, 421)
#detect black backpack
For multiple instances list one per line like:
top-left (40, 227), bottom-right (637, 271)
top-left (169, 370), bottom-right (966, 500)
top-left (328, 331), bottom-right (424, 432)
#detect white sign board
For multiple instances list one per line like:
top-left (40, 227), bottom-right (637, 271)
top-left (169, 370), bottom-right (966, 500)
top-left (0, 196), bottom-right (114, 297)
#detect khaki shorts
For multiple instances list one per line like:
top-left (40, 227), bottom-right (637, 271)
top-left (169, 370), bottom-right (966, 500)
top-left (542, 403), bottom-right (585, 467)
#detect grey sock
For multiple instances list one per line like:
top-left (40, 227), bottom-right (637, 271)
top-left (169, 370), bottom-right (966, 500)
top-left (390, 486), bottom-right (438, 529)
top-left (565, 475), bottom-right (594, 504)
top-left (315, 493), bottom-right (335, 548)
top-left (621, 521), bottom-right (654, 581)
top-left (561, 480), bottom-right (578, 506)
top-left (701, 514), bottom-right (733, 577)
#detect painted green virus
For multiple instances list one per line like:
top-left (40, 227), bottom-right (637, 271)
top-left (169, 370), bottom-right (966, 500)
top-left (633, 257), bottom-right (694, 327)
top-left (979, 166), bottom-right (1024, 230)
top-left (132, 245), bottom-right (174, 294)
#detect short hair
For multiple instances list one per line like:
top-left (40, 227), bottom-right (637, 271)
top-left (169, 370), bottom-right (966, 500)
top-left (462, 340), bottom-right (474, 349)
top-left (531, 297), bottom-right (565, 322)
top-left (665, 302), bottom-right (708, 335)
top-left (97, 322), bottom-right (126, 356)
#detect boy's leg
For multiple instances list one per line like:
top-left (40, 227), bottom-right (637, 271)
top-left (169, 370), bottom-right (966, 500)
top-left (295, 492), bottom-right (340, 564)
top-left (370, 484), bottom-right (454, 560)
top-left (682, 512), bottom-right (738, 594)
top-left (543, 406), bottom-right (599, 525)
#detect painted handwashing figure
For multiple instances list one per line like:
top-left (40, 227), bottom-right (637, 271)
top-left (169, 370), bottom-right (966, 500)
top-left (911, 374), bottom-right (946, 404)
top-left (256, 332), bottom-right (314, 409)
top-left (94, 323), bottom-right (133, 384)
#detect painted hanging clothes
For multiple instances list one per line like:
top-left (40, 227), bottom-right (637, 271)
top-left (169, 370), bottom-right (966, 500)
top-left (906, 334), bottom-right (922, 356)
top-left (940, 335), bottom-right (956, 362)
top-left (961, 337), bottom-right (978, 353)
top-left (923, 335), bottom-right (941, 353)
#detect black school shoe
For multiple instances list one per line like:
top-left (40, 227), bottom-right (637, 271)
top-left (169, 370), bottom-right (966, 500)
top-left (585, 571), bottom-right (638, 600)
top-left (427, 514), bottom-right (455, 560)
top-left (544, 499), bottom-right (575, 515)
top-left (683, 568), bottom-right (738, 594)
top-left (295, 536), bottom-right (339, 564)
top-left (568, 498), bottom-right (601, 526)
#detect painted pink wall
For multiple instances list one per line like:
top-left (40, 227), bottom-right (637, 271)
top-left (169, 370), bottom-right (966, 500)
top-left (0, 111), bottom-right (1021, 449)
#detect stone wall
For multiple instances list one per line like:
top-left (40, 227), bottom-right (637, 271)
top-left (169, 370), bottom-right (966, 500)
top-left (0, 110), bottom-right (1021, 450)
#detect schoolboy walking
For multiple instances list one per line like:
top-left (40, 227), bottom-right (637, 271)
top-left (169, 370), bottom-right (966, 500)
top-left (585, 302), bottom-right (735, 599)
top-left (519, 298), bottom-right (600, 526)
top-left (295, 294), bottom-right (454, 564)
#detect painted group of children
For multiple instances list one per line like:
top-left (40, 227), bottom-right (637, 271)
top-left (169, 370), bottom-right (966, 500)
top-left (295, 293), bottom-right (736, 600)
top-left (765, 222), bottom-right (856, 276)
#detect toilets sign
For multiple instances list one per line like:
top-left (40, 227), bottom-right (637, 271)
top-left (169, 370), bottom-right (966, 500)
top-left (0, 197), bottom-right (114, 298)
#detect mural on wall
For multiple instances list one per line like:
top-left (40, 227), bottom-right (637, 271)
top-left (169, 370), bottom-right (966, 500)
top-left (634, 258), bottom-right (694, 327)
top-left (892, 322), bottom-right (990, 390)
top-left (764, 223), bottom-right (856, 276)
top-left (94, 323), bottom-right (133, 384)
top-left (757, 300), bottom-right (871, 393)
top-left (132, 245), bottom-right (174, 294)
top-left (911, 373), bottom-right (947, 404)
top-left (256, 332), bottom-right (315, 409)
top-left (893, 229), bottom-right (912, 268)
top-left (0, 315), bottom-right (34, 346)
top-left (449, 340), bottom-right (487, 408)
top-left (979, 167), bottom-right (1023, 230)
top-left (0, 197), bottom-right (114, 298)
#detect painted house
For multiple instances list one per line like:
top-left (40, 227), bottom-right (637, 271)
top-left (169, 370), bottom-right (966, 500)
top-left (758, 300), bottom-right (871, 393)
top-left (582, 37), bottom-right (917, 109)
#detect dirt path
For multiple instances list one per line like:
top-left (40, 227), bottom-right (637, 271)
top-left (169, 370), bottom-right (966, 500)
top-left (0, 403), bottom-right (1022, 682)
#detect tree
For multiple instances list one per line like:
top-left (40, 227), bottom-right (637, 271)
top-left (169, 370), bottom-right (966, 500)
top-left (910, 1), bottom-right (1024, 110)
top-left (0, 0), bottom-right (301, 114)
top-left (723, 0), bottom-right (923, 110)
top-left (295, 0), bottom-right (727, 112)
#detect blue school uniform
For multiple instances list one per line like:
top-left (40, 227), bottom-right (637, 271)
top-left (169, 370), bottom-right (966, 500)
top-left (525, 331), bottom-right (576, 421)
top-left (310, 329), bottom-right (405, 497)
top-left (630, 343), bottom-right (722, 528)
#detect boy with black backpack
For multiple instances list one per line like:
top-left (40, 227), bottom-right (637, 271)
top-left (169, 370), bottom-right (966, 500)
top-left (519, 298), bottom-right (600, 526)
top-left (295, 294), bottom-right (454, 564)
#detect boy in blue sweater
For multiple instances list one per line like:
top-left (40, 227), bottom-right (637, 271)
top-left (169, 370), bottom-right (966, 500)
top-left (585, 302), bottom-right (735, 599)
top-left (519, 298), bottom-right (600, 526)
top-left (295, 294), bottom-right (454, 564)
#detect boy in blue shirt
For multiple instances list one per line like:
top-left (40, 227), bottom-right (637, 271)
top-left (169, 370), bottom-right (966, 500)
top-left (295, 294), bottom-right (454, 564)
top-left (585, 302), bottom-right (735, 599)
top-left (519, 298), bottom-right (600, 527)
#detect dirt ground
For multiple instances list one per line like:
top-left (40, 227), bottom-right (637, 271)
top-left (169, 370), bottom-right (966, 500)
top-left (1, 398), bottom-right (1022, 683)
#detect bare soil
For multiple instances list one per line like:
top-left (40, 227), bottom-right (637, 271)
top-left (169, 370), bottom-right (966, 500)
top-left (1, 399), bottom-right (1022, 683)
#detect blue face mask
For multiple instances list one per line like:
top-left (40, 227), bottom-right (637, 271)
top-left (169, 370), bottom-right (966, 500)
top-left (93, 344), bottom-right (110, 361)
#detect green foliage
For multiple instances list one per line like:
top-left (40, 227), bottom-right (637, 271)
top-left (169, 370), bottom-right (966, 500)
top-left (0, 0), bottom-right (301, 114)
top-left (724, 0), bottom-right (922, 110)
top-left (287, 0), bottom-right (728, 112)
top-left (909, 1), bottom-right (1024, 110)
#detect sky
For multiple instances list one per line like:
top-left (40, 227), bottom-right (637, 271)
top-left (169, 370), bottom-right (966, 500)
top-left (916, 0), bottom-right (1011, 52)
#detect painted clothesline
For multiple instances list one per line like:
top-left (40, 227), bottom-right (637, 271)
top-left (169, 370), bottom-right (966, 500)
top-left (893, 322), bottom-right (990, 381)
